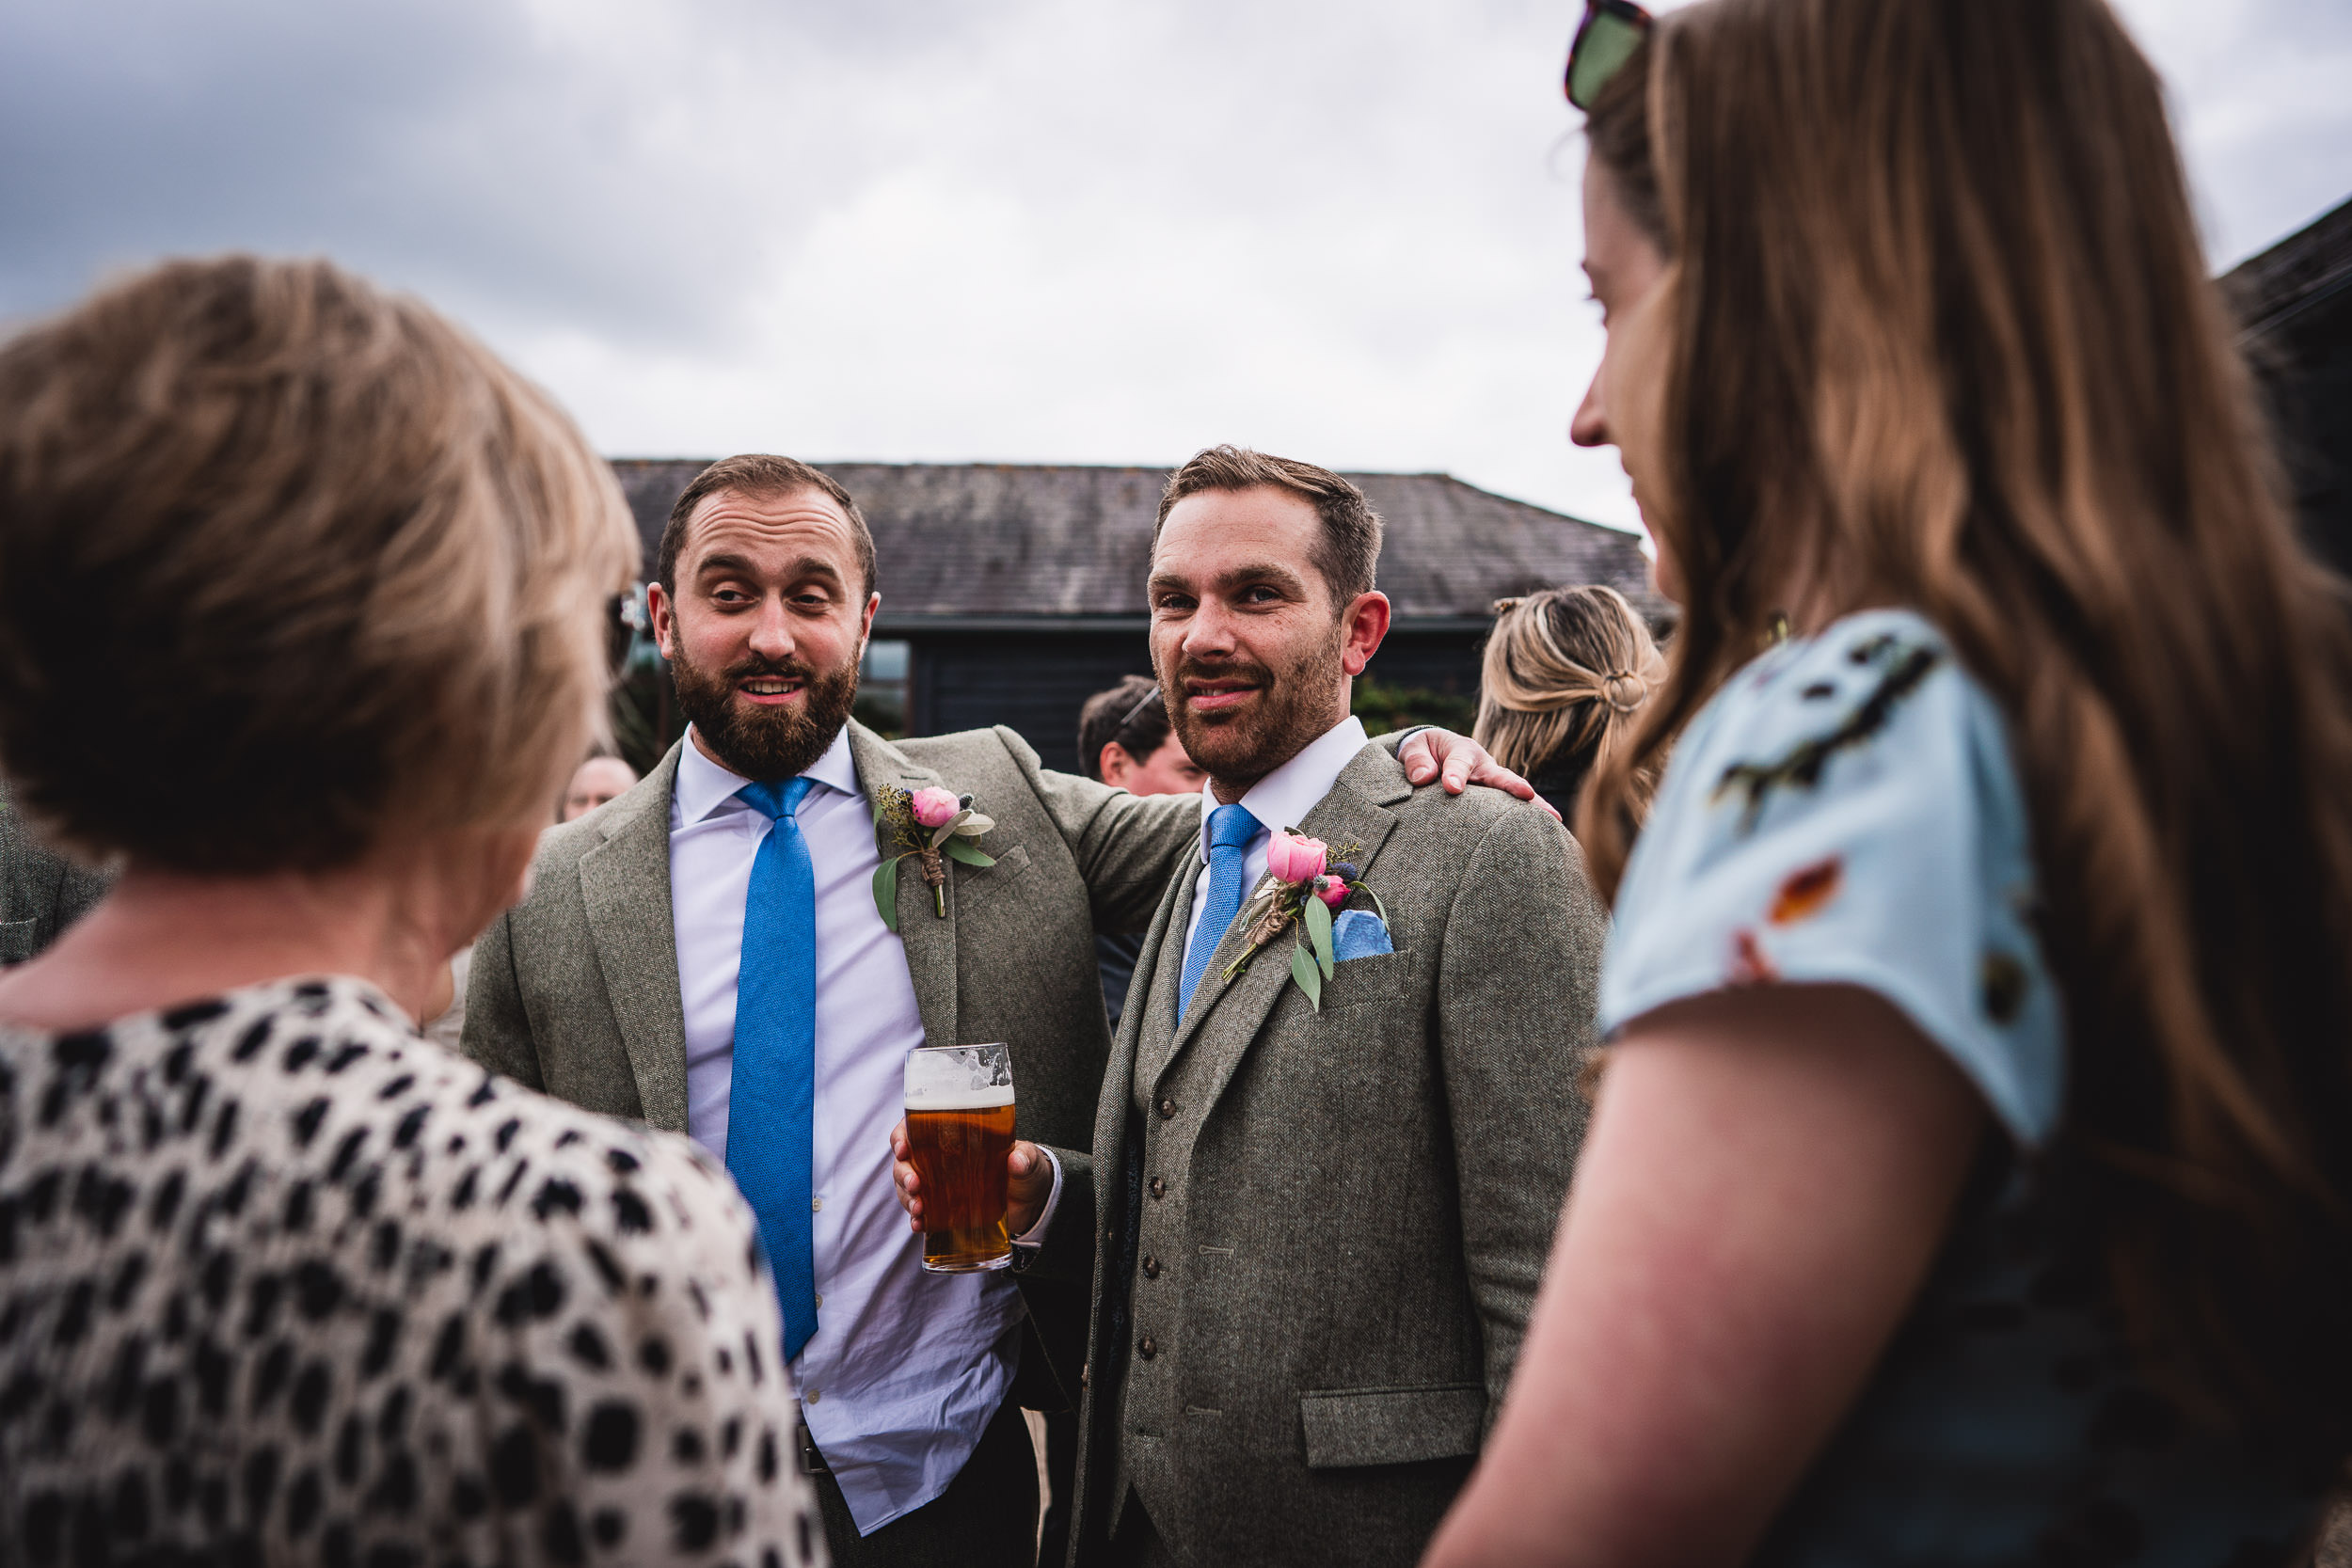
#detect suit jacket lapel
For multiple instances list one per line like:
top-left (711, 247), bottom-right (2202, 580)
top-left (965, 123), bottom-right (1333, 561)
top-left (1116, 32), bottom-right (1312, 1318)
top-left (847, 721), bottom-right (960, 1050)
top-left (579, 740), bottom-right (692, 1132)
top-left (1152, 744), bottom-right (1411, 1113)
top-left (1124, 854), bottom-right (1201, 1105)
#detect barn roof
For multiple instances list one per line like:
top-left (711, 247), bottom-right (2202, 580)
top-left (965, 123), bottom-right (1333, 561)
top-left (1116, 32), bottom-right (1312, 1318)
top-left (609, 460), bottom-right (1663, 628)
top-left (2225, 195), bottom-right (2352, 345)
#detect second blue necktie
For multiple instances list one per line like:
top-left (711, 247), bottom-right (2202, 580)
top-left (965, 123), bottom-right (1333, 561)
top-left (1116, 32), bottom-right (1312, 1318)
top-left (1180, 803), bottom-right (1260, 1016)
top-left (729, 775), bottom-right (820, 1361)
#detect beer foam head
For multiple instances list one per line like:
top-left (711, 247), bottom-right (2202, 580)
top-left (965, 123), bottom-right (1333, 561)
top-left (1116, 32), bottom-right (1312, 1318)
top-left (903, 1084), bottom-right (1016, 1111)
top-left (904, 1042), bottom-right (1014, 1107)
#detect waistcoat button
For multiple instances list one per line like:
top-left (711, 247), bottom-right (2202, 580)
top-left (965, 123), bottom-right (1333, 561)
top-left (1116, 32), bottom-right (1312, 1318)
top-left (1142, 1255), bottom-right (1160, 1279)
top-left (1157, 1099), bottom-right (1176, 1119)
top-left (1137, 1336), bottom-right (1157, 1359)
top-left (1149, 1177), bottom-right (1166, 1200)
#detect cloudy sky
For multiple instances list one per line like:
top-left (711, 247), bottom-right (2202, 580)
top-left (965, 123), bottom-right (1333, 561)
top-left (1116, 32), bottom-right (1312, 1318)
top-left (4, 0), bottom-right (2347, 533)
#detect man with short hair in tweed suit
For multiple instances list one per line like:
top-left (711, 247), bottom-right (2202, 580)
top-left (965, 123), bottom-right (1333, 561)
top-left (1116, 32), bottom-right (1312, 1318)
top-left (894, 447), bottom-right (1606, 1568)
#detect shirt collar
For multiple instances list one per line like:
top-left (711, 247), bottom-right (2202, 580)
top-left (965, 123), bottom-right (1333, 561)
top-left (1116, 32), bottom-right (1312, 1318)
top-left (675, 723), bottom-right (860, 826)
top-left (1195, 715), bottom-right (1372, 861)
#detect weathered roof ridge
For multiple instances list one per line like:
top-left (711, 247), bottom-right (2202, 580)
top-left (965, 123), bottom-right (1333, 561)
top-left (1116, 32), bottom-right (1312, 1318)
top-left (2224, 196), bottom-right (2352, 341)
top-left (606, 457), bottom-right (1661, 623)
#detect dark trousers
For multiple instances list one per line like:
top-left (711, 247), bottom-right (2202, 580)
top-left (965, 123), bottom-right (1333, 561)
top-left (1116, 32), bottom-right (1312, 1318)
top-left (1104, 1491), bottom-right (1181, 1568)
top-left (809, 1390), bottom-right (1041, 1568)
top-left (1037, 1407), bottom-right (1079, 1567)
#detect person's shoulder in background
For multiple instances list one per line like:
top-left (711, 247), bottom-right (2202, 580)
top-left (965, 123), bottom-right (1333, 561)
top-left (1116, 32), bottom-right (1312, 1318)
top-left (0, 784), bottom-right (115, 964)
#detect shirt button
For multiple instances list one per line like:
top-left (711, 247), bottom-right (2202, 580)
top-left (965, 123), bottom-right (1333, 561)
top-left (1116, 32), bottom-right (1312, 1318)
top-left (811, 1197), bottom-right (823, 1212)
top-left (1136, 1337), bottom-right (1157, 1360)
top-left (1157, 1099), bottom-right (1176, 1119)
top-left (1149, 1177), bottom-right (1166, 1200)
top-left (815, 1294), bottom-right (823, 1309)
top-left (806, 1389), bottom-right (821, 1404)
top-left (1142, 1256), bottom-right (1160, 1279)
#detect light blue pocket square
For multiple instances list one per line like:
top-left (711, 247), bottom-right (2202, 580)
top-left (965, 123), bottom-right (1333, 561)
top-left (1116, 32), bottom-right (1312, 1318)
top-left (1331, 909), bottom-right (1394, 961)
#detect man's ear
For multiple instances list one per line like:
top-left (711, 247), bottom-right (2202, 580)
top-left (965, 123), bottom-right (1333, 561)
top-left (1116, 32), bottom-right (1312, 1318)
top-left (1340, 591), bottom-right (1392, 677)
top-left (1100, 742), bottom-right (1133, 786)
top-left (648, 581), bottom-right (678, 660)
top-left (860, 592), bottom-right (882, 642)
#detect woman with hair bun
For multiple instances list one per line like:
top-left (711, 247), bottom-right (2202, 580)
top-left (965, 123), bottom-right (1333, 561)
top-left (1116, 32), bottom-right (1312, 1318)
top-left (1427, 0), bottom-right (2352, 1561)
top-left (1472, 584), bottom-right (1664, 823)
top-left (0, 258), bottom-right (822, 1566)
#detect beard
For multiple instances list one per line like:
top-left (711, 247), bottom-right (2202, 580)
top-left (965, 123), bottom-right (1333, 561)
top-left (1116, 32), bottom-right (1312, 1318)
top-left (670, 643), bottom-right (860, 783)
top-left (1158, 629), bottom-right (1349, 790)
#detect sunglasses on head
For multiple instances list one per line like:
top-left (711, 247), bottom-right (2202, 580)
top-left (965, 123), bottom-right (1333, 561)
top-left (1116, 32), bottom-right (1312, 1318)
top-left (1114, 685), bottom-right (1164, 745)
top-left (1565, 0), bottom-right (1653, 111)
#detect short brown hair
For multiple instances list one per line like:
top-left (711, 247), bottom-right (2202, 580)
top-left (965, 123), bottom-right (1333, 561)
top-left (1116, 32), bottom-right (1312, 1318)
top-left (1153, 445), bottom-right (1382, 607)
top-left (1076, 674), bottom-right (1170, 783)
top-left (659, 454), bottom-right (877, 598)
top-left (0, 256), bottom-right (639, 872)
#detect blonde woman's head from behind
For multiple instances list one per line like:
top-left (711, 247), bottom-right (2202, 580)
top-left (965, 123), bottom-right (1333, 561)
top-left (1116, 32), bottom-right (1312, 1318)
top-left (0, 256), bottom-right (641, 919)
top-left (1474, 584), bottom-right (1663, 817)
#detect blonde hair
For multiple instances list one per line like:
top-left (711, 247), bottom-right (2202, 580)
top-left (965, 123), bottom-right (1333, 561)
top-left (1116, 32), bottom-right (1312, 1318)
top-left (1474, 585), bottom-right (1663, 815)
top-left (1580, 0), bottom-right (2352, 1436)
top-left (0, 256), bottom-right (639, 871)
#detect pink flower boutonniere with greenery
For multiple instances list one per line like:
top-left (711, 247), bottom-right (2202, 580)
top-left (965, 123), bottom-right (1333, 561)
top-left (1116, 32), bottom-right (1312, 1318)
top-left (1223, 829), bottom-right (1386, 1011)
top-left (872, 784), bottom-right (995, 928)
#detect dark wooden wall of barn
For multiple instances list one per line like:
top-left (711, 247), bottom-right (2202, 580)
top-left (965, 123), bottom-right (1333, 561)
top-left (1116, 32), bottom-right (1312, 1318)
top-left (904, 629), bottom-right (1487, 776)
top-left (2251, 286), bottom-right (2352, 577)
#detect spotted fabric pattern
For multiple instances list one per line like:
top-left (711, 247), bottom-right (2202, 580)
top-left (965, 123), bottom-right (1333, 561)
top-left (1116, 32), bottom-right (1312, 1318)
top-left (0, 977), bottom-right (826, 1567)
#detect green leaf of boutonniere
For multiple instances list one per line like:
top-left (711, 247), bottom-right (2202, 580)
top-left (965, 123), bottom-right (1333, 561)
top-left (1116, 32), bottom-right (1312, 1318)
top-left (1289, 942), bottom-right (1323, 1012)
top-left (873, 855), bottom-right (901, 932)
top-left (1301, 894), bottom-right (1336, 980)
top-left (941, 837), bottom-right (996, 869)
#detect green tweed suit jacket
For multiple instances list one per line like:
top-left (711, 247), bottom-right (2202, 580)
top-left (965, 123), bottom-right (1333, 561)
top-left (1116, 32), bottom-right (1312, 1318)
top-left (0, 787), bottom-right (111, 965)
top-left (462, 720), bottom-right (1199, 1409)
top-left (1031, 742), bottom-right (1605, 1568)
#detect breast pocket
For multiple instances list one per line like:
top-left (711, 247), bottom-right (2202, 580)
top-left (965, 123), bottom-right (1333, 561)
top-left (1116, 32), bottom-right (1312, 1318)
top-left (1298, 1382), bottom-right (1486, 1468)
top-left (0, 917), bottom-right (38, 966)
top-left (953, 842), bottom-right (1033, 916)
top-left (1322, 948), bottom-right (1416, 1011)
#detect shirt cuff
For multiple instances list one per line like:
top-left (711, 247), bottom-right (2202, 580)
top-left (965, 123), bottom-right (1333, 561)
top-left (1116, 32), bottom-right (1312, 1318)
top-left (1010, 1145), bottom-right (1063, 1248)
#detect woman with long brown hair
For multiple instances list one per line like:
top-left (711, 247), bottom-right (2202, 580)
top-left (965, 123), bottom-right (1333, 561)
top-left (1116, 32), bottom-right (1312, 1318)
top-left (1423, 0), bottom-right (2352, 1561)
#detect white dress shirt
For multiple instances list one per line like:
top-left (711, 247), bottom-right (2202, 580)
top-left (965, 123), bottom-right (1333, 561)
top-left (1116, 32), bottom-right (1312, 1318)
top-left (1181, 715), bottom-right (1374, 971)
top-left (671, 726), bottom-right (1025, 1534)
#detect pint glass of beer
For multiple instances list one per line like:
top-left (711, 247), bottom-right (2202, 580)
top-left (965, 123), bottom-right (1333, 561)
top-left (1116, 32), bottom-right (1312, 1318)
top-left (903, 1042), bottom-right (1017, 1273)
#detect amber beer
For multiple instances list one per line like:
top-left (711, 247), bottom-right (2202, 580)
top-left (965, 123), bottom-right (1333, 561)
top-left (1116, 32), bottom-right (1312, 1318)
top-left (904, 1043), bottom-right (1017, 1273)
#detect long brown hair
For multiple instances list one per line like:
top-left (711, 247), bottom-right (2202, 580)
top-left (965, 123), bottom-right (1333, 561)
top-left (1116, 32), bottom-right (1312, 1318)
top-left (1474, 585), bottom-right (1664, 816)
top-left (1577, 0), bottom-right (2352, 1440)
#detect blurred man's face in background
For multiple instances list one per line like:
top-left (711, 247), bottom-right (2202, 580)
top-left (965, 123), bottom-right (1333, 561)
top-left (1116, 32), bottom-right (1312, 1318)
top-left (561, 755), bottom-right (639, 821)
top-left (1099, 732), bottom-right (1207, 797)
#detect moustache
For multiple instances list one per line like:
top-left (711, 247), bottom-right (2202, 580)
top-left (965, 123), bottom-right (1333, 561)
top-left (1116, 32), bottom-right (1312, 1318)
top-left (1168, 657), bottom-right (1278, 693)
top-left (723, 656), bottom-right (825, 684)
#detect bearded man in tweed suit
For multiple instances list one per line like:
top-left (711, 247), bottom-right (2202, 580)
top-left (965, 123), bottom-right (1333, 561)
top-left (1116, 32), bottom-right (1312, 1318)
top-left (894, 446), bottom-right (1605, 1568)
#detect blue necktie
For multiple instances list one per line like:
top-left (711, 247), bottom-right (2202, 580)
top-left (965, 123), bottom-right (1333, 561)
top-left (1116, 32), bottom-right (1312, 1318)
top-left (729, 776), bottom-right (819, 1361)
top-left (1180, 804), bottom-right (1260, 1016)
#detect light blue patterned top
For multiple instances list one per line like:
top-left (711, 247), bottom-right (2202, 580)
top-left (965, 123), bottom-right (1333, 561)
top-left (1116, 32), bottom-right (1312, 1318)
top-left (1598, 609), bottom-right (2327, 1565)
top-left (1603, 609), bottom-right (2062, 1142)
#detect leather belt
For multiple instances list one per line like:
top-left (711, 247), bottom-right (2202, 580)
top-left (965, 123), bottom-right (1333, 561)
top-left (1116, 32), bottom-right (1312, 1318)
top-left (797, 1421), bottom-right (830, 1476)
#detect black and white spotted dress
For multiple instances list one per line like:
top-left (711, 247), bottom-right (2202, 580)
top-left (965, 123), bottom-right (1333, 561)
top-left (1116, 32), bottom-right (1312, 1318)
top-left (0, 976), bottom-right (826, 1567)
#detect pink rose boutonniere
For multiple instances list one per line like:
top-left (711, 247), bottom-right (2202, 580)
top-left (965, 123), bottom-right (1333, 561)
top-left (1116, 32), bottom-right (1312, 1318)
top-left (1225, 829), bottom-right (1387, 1011)
top-left (871, 784), bottom-right (995, 928)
